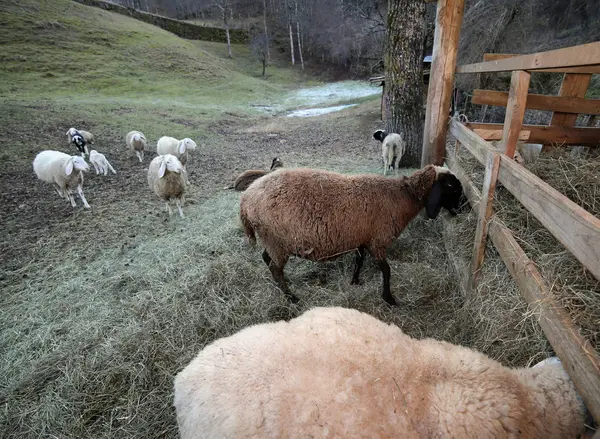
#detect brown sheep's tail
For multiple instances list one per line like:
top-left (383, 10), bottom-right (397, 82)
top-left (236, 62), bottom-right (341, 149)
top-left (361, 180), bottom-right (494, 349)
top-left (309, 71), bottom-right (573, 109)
top-left (240, 209), bottom-right (256, 246)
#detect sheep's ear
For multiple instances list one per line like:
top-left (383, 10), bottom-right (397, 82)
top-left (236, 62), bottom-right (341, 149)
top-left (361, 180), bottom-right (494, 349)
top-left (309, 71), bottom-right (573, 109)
top-left (426, 180), bottom-right (444, 219)
top-left (65, 159), bottom-right (74, 176)
top-left (179, 141), bottom-right (186, 155)
top-left (158, 159), bottom-right (167, 178)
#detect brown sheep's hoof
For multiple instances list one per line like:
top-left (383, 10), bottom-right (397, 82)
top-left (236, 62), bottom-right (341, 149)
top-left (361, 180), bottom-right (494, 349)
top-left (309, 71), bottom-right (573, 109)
top-left (287, 293), bottom-right (300, 304)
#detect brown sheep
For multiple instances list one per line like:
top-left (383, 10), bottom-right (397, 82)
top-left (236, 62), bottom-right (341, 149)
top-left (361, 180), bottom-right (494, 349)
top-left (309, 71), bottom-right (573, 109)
top-left (239, 164), bottom-right (463, 304)
top-left (230, 157), bottom-right (283, 191)
top-left (174, 307), bottom-right (588, 439)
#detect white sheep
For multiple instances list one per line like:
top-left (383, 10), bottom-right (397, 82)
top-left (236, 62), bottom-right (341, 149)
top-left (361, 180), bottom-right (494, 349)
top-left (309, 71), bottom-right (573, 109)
top-left (174, 306), bottom-right (588, 439)
top-left (66, 128), bottom-right (94, 155)
top-left (373, 129), bottom-right (406, 175)
top-left (156, 136), bottom-right (197, 184)
top-left (33, 150), bottom-right (91, 208)
top-left (89, 150), bottom-right (116, 176)
top-left (147, 154), bottom-right (186, 217)
top-left (125, 130), bottom-right (146, 163)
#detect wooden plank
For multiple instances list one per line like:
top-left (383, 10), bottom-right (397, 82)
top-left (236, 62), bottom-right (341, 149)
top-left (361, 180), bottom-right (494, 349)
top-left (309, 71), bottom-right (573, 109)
top-left (472, 89), bottom-right (600, 115)
top-left (497, 155), bottom-right (600, 281)
top-left (450, 120), bottom-right (600, 279)
top-left (468, 152), bottom-right (500, 292)
top-left (499, 70), bottom-right (531, 158)
top-left (421, 0), bottom-right (466, 166)
top-left (550, 73), bottom-right (592, 127)
top-left (473, 128), bottom-right (530, 141)
top-left (446, 153), bottom-right (600, 423)
top-left (457, 42), bottom-right (600, 73)
top-left (466, 122), bottom-right (600, 146)
top-left (483, 53), bottom-right (600, 74)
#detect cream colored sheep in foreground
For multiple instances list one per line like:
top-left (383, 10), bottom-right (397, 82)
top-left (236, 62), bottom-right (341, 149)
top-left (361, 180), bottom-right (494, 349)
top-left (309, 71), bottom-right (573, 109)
top-left (126, 130), bottom-right (146, 162)
top-left (89, 150), bottom-right (116, 176)
top-left (147, 154), bottom-right (186, 217)
top-left (33, 150), bottom-right (91, 208)
top-left (174, 307), bottom-right (587, 439)
top-left (156, 136), bottom-right (197, 183)
top-left (373, 129), bottom-right (406, 175)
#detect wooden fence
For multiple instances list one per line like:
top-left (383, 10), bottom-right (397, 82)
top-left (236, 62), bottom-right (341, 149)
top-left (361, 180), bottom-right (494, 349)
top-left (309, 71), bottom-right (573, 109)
top-left (422, 0), bottom-right (600, 424)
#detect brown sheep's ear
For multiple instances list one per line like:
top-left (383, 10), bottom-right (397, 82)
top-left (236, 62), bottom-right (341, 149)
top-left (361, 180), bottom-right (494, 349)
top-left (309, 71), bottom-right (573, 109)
top-left (426, 180), bottom-right (443, 219)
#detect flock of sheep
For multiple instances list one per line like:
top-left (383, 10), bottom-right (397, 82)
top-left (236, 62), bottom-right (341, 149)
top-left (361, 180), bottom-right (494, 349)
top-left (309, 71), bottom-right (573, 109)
top-left (32, 127), bottom-right (198, 217)
top-left (30, 126), bottom-right (593, 437)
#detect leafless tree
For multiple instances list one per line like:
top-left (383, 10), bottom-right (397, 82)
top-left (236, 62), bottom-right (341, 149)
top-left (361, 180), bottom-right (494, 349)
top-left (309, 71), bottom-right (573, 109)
top-left (213, 0), bottom-right (233, 58)
top-left (251, 33), bottom-right (269, 76)
top-left (262, 0), bottom-right (270, 61)
top-left (295, 0), bottom-right (304, 70)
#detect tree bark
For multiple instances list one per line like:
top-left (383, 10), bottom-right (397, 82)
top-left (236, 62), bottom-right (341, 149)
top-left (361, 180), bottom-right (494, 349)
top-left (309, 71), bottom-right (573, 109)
top-left (384, 0), bottom-right (426, 168)
top-left (295, 1), bottom-right (304, 70)
top-left (224, 8), bottom-right (232, 58)
top-left (263, 0), bottom-right (270, 61)
top-left (288, 18), bottom-right (295, 65)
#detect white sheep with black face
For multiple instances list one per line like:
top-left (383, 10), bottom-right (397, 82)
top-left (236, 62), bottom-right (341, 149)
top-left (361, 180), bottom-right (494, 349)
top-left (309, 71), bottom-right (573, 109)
top-left (33, 150), bottom-right (91, 208)
top-left (373, 129), bottom-right (406, 176)
top-left (66, 128), bottom-right (94, 156)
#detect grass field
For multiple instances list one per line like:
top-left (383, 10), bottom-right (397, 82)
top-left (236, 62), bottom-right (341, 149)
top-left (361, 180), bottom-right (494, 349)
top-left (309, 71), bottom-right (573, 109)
top-left (0, 1), bottom-right (557, 438)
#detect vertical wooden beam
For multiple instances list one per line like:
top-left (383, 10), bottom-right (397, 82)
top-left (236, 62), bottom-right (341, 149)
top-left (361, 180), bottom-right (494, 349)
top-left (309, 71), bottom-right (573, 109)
top-left (543, 73), bottom-right (592, 151)
top-left (421, 0), bottom-right (465, 167)
top-left (499, 70), bottom-right (530, 159)
top-left (381, 82), bottom-right (386, 121)
top-left (551, 73), bottom-right (592, 126)
top-left (467, 151), bottom-right (500, 292)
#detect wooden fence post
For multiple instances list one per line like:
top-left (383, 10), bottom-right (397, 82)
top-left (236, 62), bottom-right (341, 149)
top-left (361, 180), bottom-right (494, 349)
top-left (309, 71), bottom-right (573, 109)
top-left (421, 0), bottom-right (465, 167)
top-left (543, 73), bottom-right (592, 151)
top-left (499, 70), bottom-right (530, 159)
top-left (467, 151), bottom-right (500, 292)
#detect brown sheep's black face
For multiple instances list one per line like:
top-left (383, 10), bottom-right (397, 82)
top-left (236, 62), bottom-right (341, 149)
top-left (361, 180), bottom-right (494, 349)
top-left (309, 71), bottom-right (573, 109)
top-left (426, 173), bottom-right (464, 219)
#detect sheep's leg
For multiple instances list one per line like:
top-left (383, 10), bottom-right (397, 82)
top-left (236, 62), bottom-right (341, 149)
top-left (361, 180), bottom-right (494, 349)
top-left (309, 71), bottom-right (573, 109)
top-left (107, 162), bottom-right (116, 174)
top-left (165, 202), bottom-right (173, 216)
top-left (77, 185), bottom-right (91, 209)
top-left (350, 246), bottom-right (366, 285)
top-left (266, 254), bottom-right (298, 303)
top-left (136, 151), bottom-right (143, 163)
top-left (382, 158), bottom-right (388, 176)
top-left (261, 250), bottom-right (271, 266)
top-left (377, 260), bottom-right (396, 306)
top-left (176, 199), bottom-right (184, 218)
top-left (54, 184), bottom-right (64, 198)
top-left (67, 191), bottom-right (77, 207)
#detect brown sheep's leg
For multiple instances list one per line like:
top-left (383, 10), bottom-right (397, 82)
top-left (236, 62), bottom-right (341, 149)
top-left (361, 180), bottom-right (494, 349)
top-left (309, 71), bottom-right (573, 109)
top-left (377, 260), bottom-right (397, 305)
top-left (265, 253), bottom-right (298, 303)
top-left (351, 246), bottom-right (366, 285)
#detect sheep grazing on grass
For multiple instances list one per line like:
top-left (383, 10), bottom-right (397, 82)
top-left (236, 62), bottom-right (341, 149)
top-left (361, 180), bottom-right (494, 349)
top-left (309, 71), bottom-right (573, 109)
top-left (66, 128), bottom-right (94, 156)
top-left (373, 129), bottom-right (406, 176)
top-left (174, 306), bottom-right (588, 439)
top-left (33, 150), bottom-right (91, 208)
top-left (239, 164), bottom-right (463, 304)
top-left (231, 157), bottom-right (283, 191)
top-left (156, 136), bottom-right (197, 183)
top-left (147, 154), bottom-right (186, 218)
top-left (125, 130), bottom-right (147, 163)
top-left (89, 150), bottom-right (116, 176)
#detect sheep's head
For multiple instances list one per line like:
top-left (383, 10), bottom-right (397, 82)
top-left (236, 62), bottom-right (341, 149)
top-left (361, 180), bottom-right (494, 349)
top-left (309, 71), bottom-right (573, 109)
top-left (270, 157), bottom-right (283, 170)
top-left (426, 169), bottom-right (463, 219)
top-left (65, 156), bottom-right (90, 175)
top-left (158, 154), bottom-right (183, 178)
top-left (179, 138), bottom-right (197, 154)
top-left (373, 129), bottom-right (388, 142)
top-left (66, 127), bottom-right (78, 137)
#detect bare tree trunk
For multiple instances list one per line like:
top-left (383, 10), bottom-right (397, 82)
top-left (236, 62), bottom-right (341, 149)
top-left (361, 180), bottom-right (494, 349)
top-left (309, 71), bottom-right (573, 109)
top-left (384, 0), bottom-right (426, 168)
top-left (295, 1), bottom-right (304, 70)
top-left (288, 17), bottom-right (295, 65)
top-left (224, 7), bottom-right (232, 58)
top-left (263, 0), bottom-right (270, 61)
